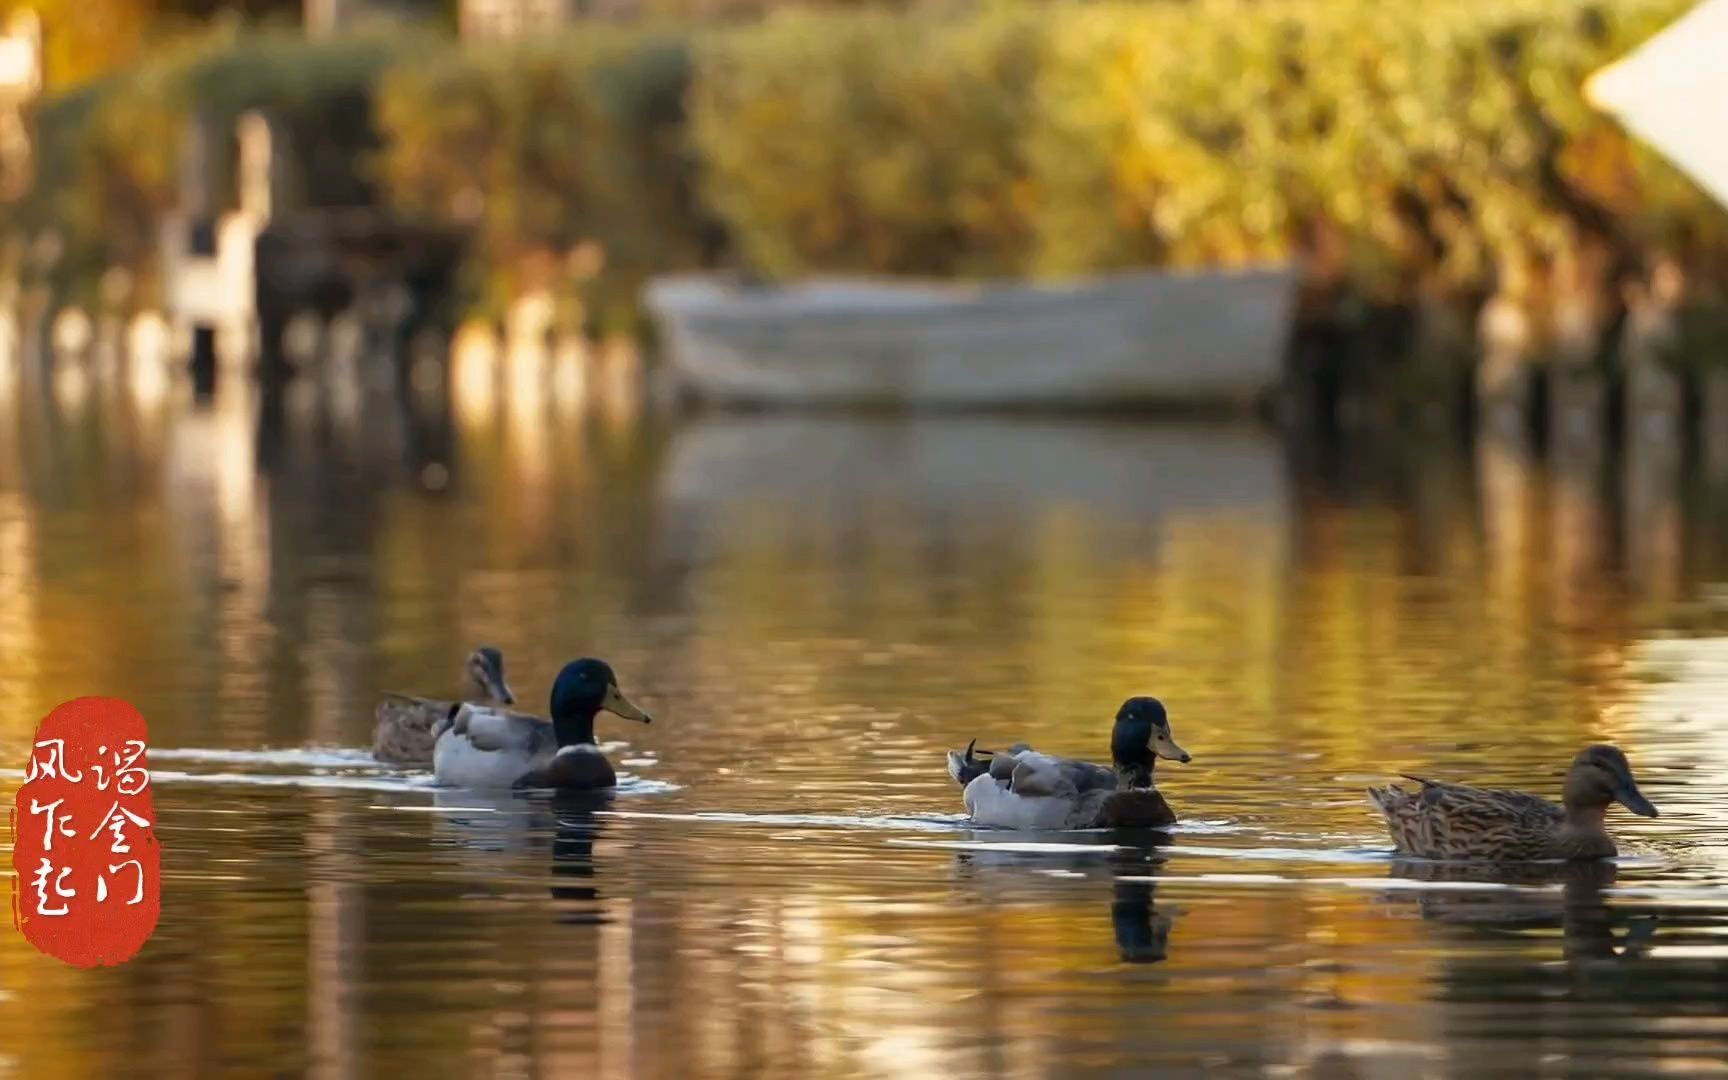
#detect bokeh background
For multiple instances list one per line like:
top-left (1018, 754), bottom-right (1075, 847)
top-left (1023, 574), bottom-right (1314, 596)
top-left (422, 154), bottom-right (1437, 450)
top-left (1, 2), bottom-right (1727, 1077)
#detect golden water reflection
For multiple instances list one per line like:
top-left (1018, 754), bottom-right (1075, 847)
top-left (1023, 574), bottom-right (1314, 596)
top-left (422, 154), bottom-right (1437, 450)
top-left (0, 344), bottom-right (1725, 1076)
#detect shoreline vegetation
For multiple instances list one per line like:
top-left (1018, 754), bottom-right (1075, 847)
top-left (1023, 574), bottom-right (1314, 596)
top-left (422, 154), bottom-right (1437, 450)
top-left (4, 0), bottom-right (1727, 422)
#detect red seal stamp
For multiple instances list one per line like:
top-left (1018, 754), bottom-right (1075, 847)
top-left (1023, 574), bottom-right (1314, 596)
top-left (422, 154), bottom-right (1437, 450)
top-left (10, 697), bottom-right (160, 967)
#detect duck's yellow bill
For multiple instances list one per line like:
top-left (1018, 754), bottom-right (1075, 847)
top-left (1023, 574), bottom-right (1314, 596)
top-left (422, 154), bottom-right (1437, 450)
top-left (1154, 732), bottom-right (1191, 764)
top-left (603, 683), bottom-right (653, 724)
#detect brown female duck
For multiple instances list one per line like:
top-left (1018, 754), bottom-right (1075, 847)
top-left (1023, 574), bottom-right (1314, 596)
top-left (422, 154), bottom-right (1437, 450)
top-left (1368, 744), bottom-right (1658, 860)
top-left (373, 647), bottom-right (521, 766)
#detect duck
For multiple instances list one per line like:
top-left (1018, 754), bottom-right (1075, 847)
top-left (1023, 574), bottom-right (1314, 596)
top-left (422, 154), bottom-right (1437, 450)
top-left (944, 697), bottom-right (1192, 830)
top-left (1368, 744), bottom-right (1658, 860)
top-left (373, 646), bottom-right (520, 766)
top-left (433, 657), bottom-right (653, 790)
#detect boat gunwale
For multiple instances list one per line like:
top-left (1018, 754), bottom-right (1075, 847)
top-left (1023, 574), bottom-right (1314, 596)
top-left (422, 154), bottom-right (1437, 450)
top-left (644, 263), bottom-right (1299, 326)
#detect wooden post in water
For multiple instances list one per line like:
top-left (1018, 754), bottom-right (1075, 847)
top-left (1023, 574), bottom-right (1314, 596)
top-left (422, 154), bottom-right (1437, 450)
top-left (178, 115), bottom-right (212, 230)
top-left (162, 110), bottom-right (279, 400)
top-left (1620, 259), bottom-right (1686, 447)
top-left (1476, 256), bottom-right (1538, 445)
top-left (1623, 394), bottom-right (1683, 604)
top-left (303, 0), bottom-right (357, 36)
top-left (1704, 366), bottom-right (1728, 484)
top-left (189, 326), bottom-right (217, 400)
top-left (1619, 259), bottom-right (1685, 604)
top-left (1408, 282), bottom-right (1472, 430)
top-left (237, 111), bottom-right (278, 226)
top-left (235, 111), bottom-right (291, 390)
top-left (166, 114), bottom-right (219, 398)
top-left (1547, 244), bottom-right (1612, 611)
top-left (1547, 240), bottom-right (1612, 457)
top-left (17, 244), bottom-right (47, 380)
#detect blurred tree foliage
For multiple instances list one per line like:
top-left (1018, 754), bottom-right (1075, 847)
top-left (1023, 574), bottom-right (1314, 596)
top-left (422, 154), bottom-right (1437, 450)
top-left (12, 0), bottom-right (1728, 347)
top-left (694, 0), bottom-right (1722, 301)
top-left (373, 26), bottom-right (716, 322)
top-left (691, 8), bottom-right (1043, 278)
top-left (8, 0), bottom-right (301, 90)
top-left (19, 29), bottom-right (411, 298)
top-left (8, 1), bottom-right (452, 89)
top-left (13, 0), bottom-right (165, 90)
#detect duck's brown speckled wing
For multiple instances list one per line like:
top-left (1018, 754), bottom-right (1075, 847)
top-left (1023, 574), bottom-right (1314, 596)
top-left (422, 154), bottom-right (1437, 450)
top-left (373, 692), bottom-right (450, 765)
top-left (1371, 777), bottom-right (1563, 859)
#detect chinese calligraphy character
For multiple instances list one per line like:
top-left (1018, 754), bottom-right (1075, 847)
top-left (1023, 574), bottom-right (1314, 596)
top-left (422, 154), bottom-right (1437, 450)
top-left (14, 696), bottom-right (161, 968)
top-left (30, 858), bottom-right (75, 916)
top-left (25, 739), bottom-right (83, 783)
top-left (115, 741), bottom-right (149, 796)
top-left (88, 802), bottom-right (151, 855)
top-left (96, 861), bottom-right (145, 905)
top-left (27, 797), bottom-right (76, 851)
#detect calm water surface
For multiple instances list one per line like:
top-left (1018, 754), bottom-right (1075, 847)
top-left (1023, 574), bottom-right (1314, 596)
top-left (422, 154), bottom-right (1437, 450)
top-left (2, 355), bottom-right (1727, 1078)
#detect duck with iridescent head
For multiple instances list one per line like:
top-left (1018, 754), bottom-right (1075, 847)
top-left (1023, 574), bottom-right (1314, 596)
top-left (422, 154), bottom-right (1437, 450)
top-left (433, 658), bottom-right (653, 791)
top-left (945, 697), bottom-right (1192, 830)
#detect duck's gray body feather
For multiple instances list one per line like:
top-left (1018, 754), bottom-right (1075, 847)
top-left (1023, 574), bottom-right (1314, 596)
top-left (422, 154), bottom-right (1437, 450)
top-left (433, 705), bottom-right (558, 789)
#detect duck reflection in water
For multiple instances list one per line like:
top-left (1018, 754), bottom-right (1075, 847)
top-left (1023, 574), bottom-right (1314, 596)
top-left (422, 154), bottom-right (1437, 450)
top-left (948, 845), bottom-right (1177, 964)
top-left (549, 790), bottom-right (615, 925)
top-left (1111, 875), bottom-right (1174, 964)
top-left (1385, 858), bottom-right (1657, 966)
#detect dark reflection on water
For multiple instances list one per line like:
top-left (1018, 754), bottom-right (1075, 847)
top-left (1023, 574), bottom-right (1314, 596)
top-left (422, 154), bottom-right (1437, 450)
top-left (550, 792), bottom-right (612, 922)
top-left (1110, 875), bottom-right (1173, 965)
top-left (1, 353), bottom-right (1727, 1077)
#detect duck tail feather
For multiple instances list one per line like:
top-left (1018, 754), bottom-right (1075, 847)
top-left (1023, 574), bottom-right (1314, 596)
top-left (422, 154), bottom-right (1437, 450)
top-left (948, 744), bottom-right (991, 787)
top-left (1368, 782), bottom-right (1422, 812)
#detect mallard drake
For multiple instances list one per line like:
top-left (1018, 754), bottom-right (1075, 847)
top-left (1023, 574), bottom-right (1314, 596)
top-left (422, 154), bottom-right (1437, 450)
top-left (373, 647), bottom-right (518, 766)
top-left (944, 697), bottom-right (1192, 830)
top-left (433, 657), bottom-right (653, 790)
top-left (1368, 744), bottom-right (1658, 860)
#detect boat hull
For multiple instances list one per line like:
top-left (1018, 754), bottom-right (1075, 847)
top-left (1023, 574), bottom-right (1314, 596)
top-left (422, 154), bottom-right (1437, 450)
top-left (645, 266), bottom-right (1298, 409)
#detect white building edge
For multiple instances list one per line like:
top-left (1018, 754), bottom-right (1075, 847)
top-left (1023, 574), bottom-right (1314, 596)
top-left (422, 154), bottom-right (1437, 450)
top-left (1586, 0), bottom-right (1728, 212)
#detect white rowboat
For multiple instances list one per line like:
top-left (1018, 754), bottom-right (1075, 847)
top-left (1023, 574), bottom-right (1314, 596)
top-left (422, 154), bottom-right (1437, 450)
top-left (644, 265), bottom-right (1297, 409)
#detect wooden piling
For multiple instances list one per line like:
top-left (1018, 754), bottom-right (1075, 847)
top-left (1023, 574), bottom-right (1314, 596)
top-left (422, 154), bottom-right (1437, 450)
top-left (1476, 291), bottom-right (1537, 443)
top-left (1621, 258), bottom-right (1687, 446)
top-left (1704, 365), bottom-right (1728, 483)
